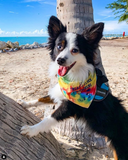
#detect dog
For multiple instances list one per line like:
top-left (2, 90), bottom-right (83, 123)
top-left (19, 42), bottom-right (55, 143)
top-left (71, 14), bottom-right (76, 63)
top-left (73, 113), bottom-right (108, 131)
top-left (18, 16), bottom-right (128, 160)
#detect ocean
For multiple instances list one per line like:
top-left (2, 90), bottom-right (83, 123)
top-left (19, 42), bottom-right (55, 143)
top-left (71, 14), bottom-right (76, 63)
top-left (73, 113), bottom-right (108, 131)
top-left (0, 34), bottom-right (126, 46)
top-left (0, 37), bottom-right (48, 46)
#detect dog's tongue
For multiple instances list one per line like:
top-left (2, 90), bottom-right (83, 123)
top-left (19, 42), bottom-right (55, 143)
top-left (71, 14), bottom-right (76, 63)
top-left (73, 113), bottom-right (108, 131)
top-left (58, 66), bottom-right (69, 76)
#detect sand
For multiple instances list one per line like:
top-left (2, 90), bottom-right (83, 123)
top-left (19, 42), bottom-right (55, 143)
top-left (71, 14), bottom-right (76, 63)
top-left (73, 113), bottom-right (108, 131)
top-left (0, 38), bottom-right (128, 159)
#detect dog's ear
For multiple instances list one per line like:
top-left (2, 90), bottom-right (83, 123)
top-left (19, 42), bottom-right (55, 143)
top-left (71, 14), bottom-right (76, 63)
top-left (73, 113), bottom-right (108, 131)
top-left (83, 23), bottom-right (104, 48)
top-left (48, 16), bottom-right (66, 39)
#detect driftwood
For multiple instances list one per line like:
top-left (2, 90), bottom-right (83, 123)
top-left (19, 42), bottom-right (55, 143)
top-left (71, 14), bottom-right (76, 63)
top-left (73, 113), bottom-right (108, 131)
top-left (0, 92), bottom-right (67, 160)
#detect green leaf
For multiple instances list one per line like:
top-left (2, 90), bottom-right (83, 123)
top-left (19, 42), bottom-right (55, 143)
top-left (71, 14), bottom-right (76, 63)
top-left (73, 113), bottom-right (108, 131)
top-left (106, 0), bottom-right (128, 23)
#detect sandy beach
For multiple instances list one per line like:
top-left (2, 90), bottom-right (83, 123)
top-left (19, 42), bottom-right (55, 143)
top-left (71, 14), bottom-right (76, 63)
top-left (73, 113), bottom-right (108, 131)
top-left (0, 38), bottom-right (128, 160)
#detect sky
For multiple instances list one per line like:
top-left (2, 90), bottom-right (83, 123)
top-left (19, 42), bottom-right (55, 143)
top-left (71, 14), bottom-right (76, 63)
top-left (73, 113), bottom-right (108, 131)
top-left (0, 0), bottom-right (127, 37)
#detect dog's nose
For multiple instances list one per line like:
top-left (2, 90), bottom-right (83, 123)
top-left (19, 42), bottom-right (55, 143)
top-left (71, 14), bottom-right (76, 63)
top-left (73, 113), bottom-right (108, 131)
top-left (57, 57), bottom-right (66, 65)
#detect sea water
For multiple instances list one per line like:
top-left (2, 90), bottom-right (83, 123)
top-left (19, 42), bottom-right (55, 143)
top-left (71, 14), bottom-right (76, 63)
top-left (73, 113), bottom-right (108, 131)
top-left (0, 37), bottom-right (48, 46)
top-left (0, 34), bottom-right (127, 46)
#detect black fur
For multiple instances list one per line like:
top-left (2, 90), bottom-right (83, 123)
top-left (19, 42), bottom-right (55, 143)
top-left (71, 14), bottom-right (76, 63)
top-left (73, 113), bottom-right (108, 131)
top-left (83, 22), bottom-right (104, 50)
top-left (48, 16), bottom-right (128, 159)
top-left (47, 16), bottom-right (67, 61)
top-left (52, 94), bottom-right (128, 159)
top-left (76, 34), bottom-right (94, 65)
top-left (51, 32), bottom-right (67, 61)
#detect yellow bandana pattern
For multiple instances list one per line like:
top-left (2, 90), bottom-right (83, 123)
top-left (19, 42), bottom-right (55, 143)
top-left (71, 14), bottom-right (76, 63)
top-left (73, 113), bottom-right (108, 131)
top-left (58, 71), bottom-right (97, 108)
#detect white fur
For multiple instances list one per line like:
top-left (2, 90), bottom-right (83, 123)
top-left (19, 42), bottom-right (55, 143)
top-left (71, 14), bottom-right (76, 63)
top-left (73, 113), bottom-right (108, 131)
top-left (49, 61), bottom-right (59, 77)
top-left (48, 83), bottom-right (67, 104)
top-left (17, 99), bottom-right (44, 108)
top-left (21, 115), bottom-right (57, 137)
top-left (67, 54), bottom-right (94, 83)
top-left (49, 55), bottom-right (94, 84)
top-left (66, 33), bottom-right (78, 50)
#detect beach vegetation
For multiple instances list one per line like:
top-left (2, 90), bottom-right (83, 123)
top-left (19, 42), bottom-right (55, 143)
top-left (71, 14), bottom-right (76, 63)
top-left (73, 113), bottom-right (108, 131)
top-left (106, 0), bottom-right (128, 23)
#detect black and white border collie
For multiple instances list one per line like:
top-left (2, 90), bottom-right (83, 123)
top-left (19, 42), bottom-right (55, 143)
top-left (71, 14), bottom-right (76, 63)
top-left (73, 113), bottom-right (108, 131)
top-left (18, 16), bottom-right (128, 160)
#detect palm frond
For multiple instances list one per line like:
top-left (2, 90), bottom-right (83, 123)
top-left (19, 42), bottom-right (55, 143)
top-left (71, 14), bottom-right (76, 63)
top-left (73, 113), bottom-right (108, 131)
top-left (106, 0), bottom-right (128, 23)
top-left (118, 13), bottom-right (128, 22)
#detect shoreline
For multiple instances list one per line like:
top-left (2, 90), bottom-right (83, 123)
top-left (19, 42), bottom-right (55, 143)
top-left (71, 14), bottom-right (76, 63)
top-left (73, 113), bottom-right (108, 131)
top-left (0, 41), bottom-right (48, 53)
top-left (102, 35), bottom-right (128, 40)
top-left (0, 36), bottom-right (128, 53)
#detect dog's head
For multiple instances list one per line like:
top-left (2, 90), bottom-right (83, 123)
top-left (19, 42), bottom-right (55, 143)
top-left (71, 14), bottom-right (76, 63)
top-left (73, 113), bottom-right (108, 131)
top-left (48, 16), bottom-right (104, 78)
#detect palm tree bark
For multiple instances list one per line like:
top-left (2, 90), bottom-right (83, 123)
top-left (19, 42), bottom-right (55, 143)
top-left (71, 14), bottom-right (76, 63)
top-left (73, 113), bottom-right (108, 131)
top-left (0, 92), bottom-right (67, 160)
top-left (57, 0), bottom-right (94, 34)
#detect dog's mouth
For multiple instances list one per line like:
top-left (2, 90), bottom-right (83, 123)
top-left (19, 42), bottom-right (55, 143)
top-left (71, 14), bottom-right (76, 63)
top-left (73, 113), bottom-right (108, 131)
top-left (58, 62), bottom-right (76, 77)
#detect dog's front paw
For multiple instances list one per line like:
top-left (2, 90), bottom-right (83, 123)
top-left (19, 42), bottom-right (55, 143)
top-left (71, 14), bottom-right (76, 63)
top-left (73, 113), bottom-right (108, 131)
top-left (20, 125), bottom-right (40, 137)
top-left (17, 99), bottom-right (30, 108)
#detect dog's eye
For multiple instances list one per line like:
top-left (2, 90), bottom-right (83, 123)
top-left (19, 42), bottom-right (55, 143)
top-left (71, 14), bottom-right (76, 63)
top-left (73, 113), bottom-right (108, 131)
top-left (57, 45), bottom-right (63, 51)
top-left (72, 49), bottom-right (78, 53)
top-left (71, 48), bottom-right (79, 55)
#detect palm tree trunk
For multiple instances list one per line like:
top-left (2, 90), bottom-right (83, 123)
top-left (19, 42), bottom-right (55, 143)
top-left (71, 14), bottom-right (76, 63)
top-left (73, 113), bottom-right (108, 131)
top-left (57, 0), bottom-right (94, 34)
top-left (0, 92), bottom-right (67, 160)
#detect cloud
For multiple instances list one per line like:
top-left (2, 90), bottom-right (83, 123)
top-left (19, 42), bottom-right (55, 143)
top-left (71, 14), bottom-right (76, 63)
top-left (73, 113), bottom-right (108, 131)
top-left (43, 1), bottom-right (56, 6)
top-left (99, 10), bottom-right (112, 16)
top-left (1, 21), bottom-right (127, 36)
top-left (9, 11), bottom-right (18, 14)
top-left (0, 28), bottom-right (48, 36)
top-left (103, 21), bottom-right (128, 34)
top-left (98, 9), bottom-right (115, 19)
top-left (22, 0), bottom-right (56, 6)
top-left (26, 4), bottom-right (34, 7)
top-left (0, 29), bottom-right (5, 34)
top-left (9, 11), bottom-right (15, 14)
top-left (24, 0), bottom-right (43, 2)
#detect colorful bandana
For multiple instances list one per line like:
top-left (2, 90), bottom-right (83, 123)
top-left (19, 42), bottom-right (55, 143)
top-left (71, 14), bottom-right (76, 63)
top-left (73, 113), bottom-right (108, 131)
top-left (58, 71), bottom-right (97, 108)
